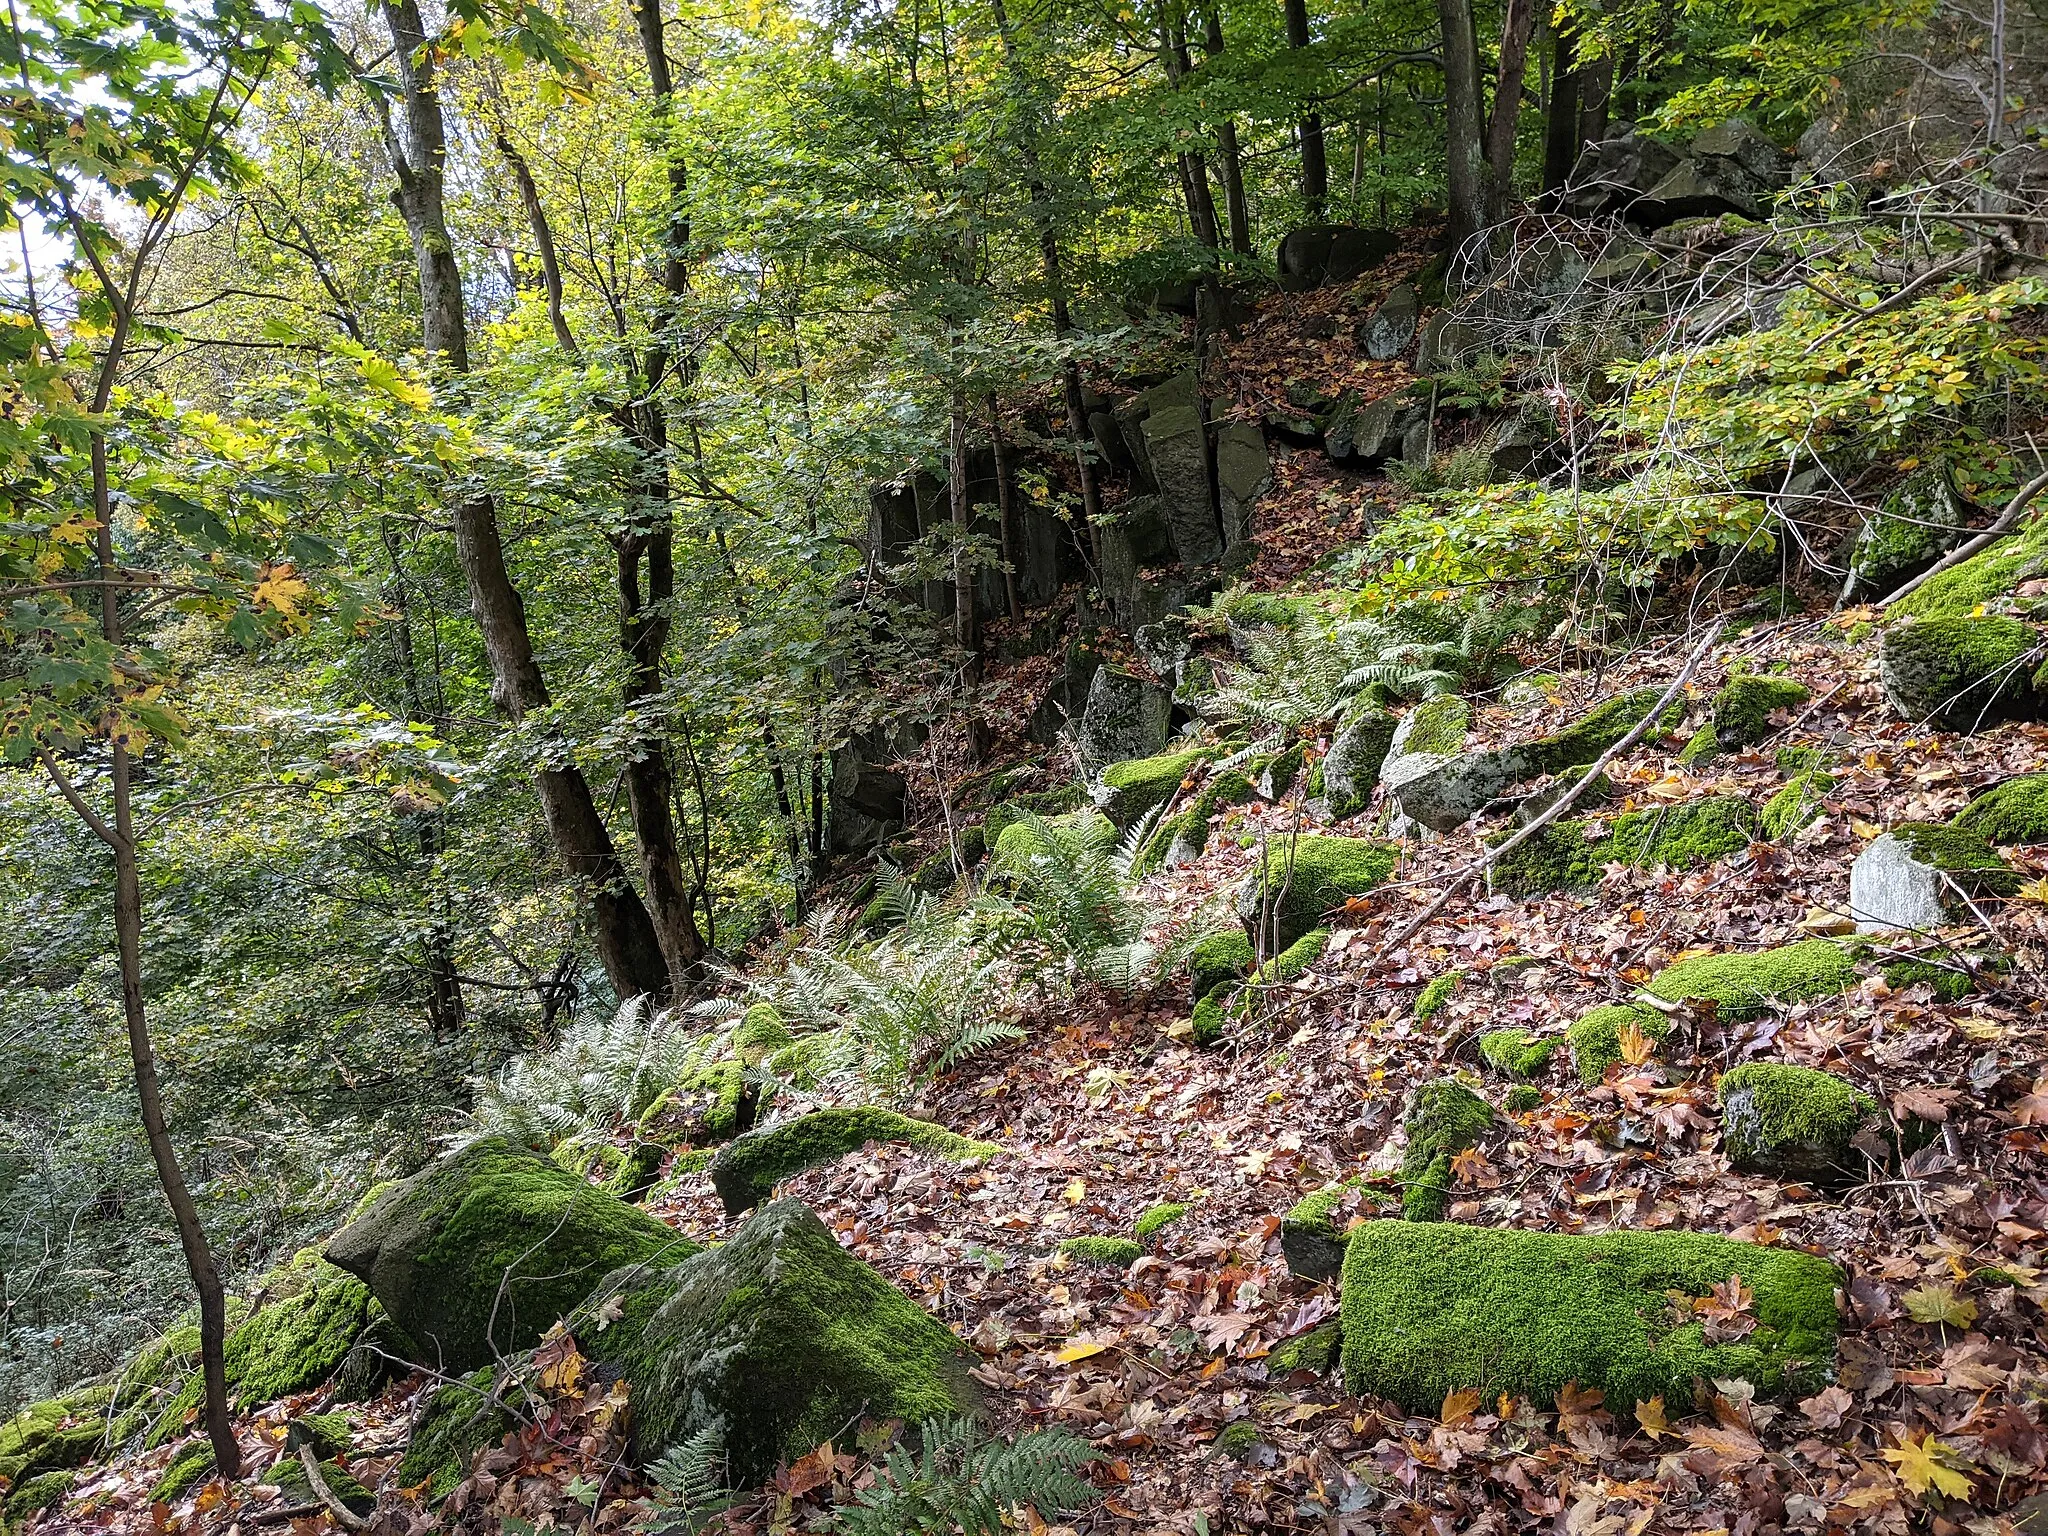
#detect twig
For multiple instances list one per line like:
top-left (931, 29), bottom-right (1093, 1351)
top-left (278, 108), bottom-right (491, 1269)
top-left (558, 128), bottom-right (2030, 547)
top-left (1879, 464), bottom-right (2048, 607)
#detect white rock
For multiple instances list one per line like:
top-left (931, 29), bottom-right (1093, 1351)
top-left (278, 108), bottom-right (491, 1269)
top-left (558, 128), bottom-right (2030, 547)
top-left (1848, 833), bottom-right (1948, 932)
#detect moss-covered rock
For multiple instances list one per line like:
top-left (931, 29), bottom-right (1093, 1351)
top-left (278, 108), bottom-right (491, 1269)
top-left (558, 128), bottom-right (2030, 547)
top-left (1717, 1063), bottom-right (1881, 1185)
top-left (1281, 1179), bottom-right (1383, 1282)
top-left (1709, 675), bottom-right (1810, 752)
top-left (274, 1451), bottom-right (377, 1518)
top-left (1399, 1081), bottom-right (1492, 1221)
top-left (324, 1138), bottom-right (694, 1374)
top-left (1879, 615), bottom-right (2046, 729)
top-left (3, 1467), bottom-right (75, 1523)
top-left (1527, 686), bottom-right (1685, 774)
top-left (1216, 1420), bottom-right (1263, 1460)
top-left (708, 1108), bottom-right (997, 1216)
top-left (1413, 970), bottom-right (1461, 1022)
top-left (1677, 722), bottom-right (1722, 767)
top-left (1761, 769), bottom-right (1832, 839)
top-left (1324, 708), bottom-right (1398, 816)
top-left (1190, 992), bottom-right (1227, 1047)
top-left (1339, 1222), bottom-right (1841, 1415)
top-left (149, 1440), bottom-right (216, 1505)
top-left (1846, 466), bottom-right (1970, 600)
top-left (1881, 955), bottom-right (1976, 1001)
top-left (1195, 930), bottom-right (1330, 1046)
top-left (991, 810), bottom-right (1117, 872)
top-left (1488, 795), bottom-right (1758, 896)
top-left (1097, 748), bottom-right (1211, 831)
top-left (1135, 769), bottom-right (1254, 874)
top-left (1567, 1004), bottom-right (1670, 1084)
top-left (581, 1199), bottom-right (978, 1481)
top-left (395, 1367), bottom-right (513, 1497)
top-left (0, 1387), bottom-right (116, 1490)
top-left (1478, 1029), bottom-right (1557, 1079)
top-left (1237, 835), bottom-right (1398, 949)
top-left (735, 1004), bottom-right (793, 1064)
top-left (1891, 507), bottom-right (2048, 621)
top-left (1503, 1084), bottom-right (1544, 1113)
top-left (1133, 1203), bottom-right (1189, 1242)
top-left (1188, 930), bottom-right (1256, 1005)
top-left (1059, 1235), bottom-right (1144, 1267)
top-left (1645, 938), bottom-right (1859, 1017)
top-left (1850, 821), bottom-right (2021, 930)
top-left (982, 784), bottom-right (1087, 843)
top-left (1270, 1321), bottom-right (1343, 1374)
top-left (1953, 774), bottom-right (2048, 845)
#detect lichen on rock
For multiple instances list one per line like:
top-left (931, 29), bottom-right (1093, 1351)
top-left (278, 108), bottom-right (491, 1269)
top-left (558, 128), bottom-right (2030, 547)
top-left (708, 1107), bottom-right (998, 1216)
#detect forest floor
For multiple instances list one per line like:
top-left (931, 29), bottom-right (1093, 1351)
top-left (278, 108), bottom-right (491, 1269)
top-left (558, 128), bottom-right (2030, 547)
top-left (35, 270), bottom-right (2048, 1536)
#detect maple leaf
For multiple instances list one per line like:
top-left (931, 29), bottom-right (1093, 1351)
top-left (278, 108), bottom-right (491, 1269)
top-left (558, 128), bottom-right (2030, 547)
top-left (2014, 876), bottom-right (2048, 906)
top-left (1882, 1431), bottom-right (1976, 1499)
top-left (777, 1441), bottom-right (835, 1496)
top-left (1799, 1384), bottom-right (1855, 1429)
top-left (1554, 1382), bottom-right (1609, 1435)
top-left (1902, 1283), bottom-right (1977, 1329)
top-left (1617, 1018), bottom-right (1653, 1066)
top-left (1440, 1388), bottom-right (1481, 1428)
top-left (1682, 1423), bottom-right (1764, 1464)
top-left (251, 561), bottom-right (309, 618)
top-left (1634, 1396), bottom-right (1670, 1440)
top-left (1893, 1087), bottom-right (1956, 1123)
top-left (2012, 1078), bottom-right (2048, 1126)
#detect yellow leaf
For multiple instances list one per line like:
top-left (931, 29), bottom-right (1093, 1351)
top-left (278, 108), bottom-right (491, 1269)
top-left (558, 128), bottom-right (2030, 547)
top-left (252, 562), bottom-right (309, 618)
top-left (1055, 1339), bottom-right (1107, 1364)
top-left (1851, 817), bottom-right (1883, 840)
top-left (1635, 1396), bottom-right (1669, 1440)
top-left (1062, 1177), bottom-right (1085, 1205)
top-left (2015, 877), bottom-right (2048, 907)
top-left (1882, 1431), bottom-right (1975, 1499)
top-left (1440, 1387), bottom-right (1481, 1427)
top-left (1901, 1282), bottom-right (1977, 1329)
top-left (1617, 1019), bottom-right (1653, 1066)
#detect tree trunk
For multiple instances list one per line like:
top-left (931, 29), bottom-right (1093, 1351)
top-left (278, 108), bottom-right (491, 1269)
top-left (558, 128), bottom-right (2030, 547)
top-left (1542, 25), bottom-right (1581, 190)
top-left (495, 127), bottom-right (577, 356)
top-left (949, 387), bottom-right (977, 654)
top-left (1578, 51), bottom-right (1613, 147)
top-left (1283, 0), bottom-right (1328, 221)
top-left (1436, 0), bottom-right (1487, 269)
top-left (1483, 0), bottom-right (1538, 219)
top-left (379, 0), bottom-right (670, 1003)
top-left (1200, 5), bottom-right (1253, 253)
top-left (987, 398), bottom-right (1023, 622)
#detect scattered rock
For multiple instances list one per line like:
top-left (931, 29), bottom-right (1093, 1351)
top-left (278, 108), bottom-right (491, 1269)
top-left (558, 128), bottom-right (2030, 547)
top-left (1213, 423), bottom-right (1270, 551)
top-left (1142, 405), bottom-right (1225, 570)
top-left (1280, 1179), bottom-right (1380, 1282)
top-left (1276, 225), bottom-right (1400, 290)
top-left (708, 1108), bottom-right (998, 1216)
top-left (1845, 466), bottom-right (1970, 602)
top-left (1951, 772), bottom-right (2048, 844)
top-left (1362, 283), bottom-right (1419, 359)
top-left (1339, 1222), bottom-right (1840, 1415)
top-left (1849, 823), bottom-right (2020, 932)
top-left (396, 1368), bottom-right (514, 1496)
top-left (1879, 615), bottom-right (2046, 729)
top-left (1095, 747), bottom-right (1210, 831)
top-left (1716, 1062), bottom-right (1882, 1185)
top-left (1237, 835), bottom-right (1398, 950)
top-left (1322, 706), bottom-right (1397, 816)
top-left (1567, 1004), bottom-right (1669, 1084)
top-left (1555, 123), bottom-right (1685, 219)
top-left (1398, 1080), bottom-right (1492, 1221)
top-left (1076, 667), bottom-right (1174, 768)
top-left (1645, 937), bottom-right (1860, 1016)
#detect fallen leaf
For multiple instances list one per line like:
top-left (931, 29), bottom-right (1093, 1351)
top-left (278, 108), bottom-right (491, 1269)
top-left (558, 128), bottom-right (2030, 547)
top-left (1882, 1431), bottom-right (1975, 1499)
top-left (1902, 1283), bottom-right (1977, 1329)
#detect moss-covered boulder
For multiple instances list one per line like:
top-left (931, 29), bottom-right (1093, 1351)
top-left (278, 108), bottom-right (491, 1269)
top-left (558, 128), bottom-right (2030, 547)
top-left (707, 1108), bottom-right (997, 1216)
top-left (1478, 1029), bottom-right (1557, 1079)
top-left (1891, 506), bottom-right (2048, 621)
top-left (1879, 615), bottom-right (2046, 729)
top-left (1192, 929), bottom-right (1329, 1046)
top-left (1399, 1081), bottom-right (1493, 1221)
top-left (1953, 774), bottom-right (2048, 845)
top-left (1717, 1063), bottom-right (1882, 1185)
top-left (3, 1467), bottom-right (75, 1523)
top-left (1237, 835), bottom-right (1397, 949)
top-left (1134, 1202), bottom-right (1189, 1241)
top-left (1096, 748), bottom-right (1210, 831)
top-left (1567, 1004), bottom-right (1670, 1084)
top-left (1413, 970), bottom-right (1461, 1022)
top-left (1645, 938), bottom-right (1859, 1017)
top-left (1488, 795), bottom-right (1758, 897)
top-left (1761, 769), bottom-right (1832, 838)
top-left (1707, 675), bottom-right (1809, 754)
top-left (1338, 1222), bottom-right (1841, 1416)
top-left (395, 1367), bottom-right (514, 1497)
top-left (734, 1003), bottom-right (793, 1063)
top-left (1271, 1321), bottom-right (1343, 1374)
top-left (581, 1199), bottom-right (978, 1482)
top-left (1058, 1235), bottom-right (1143, 1267)
top-left (1134, 769), bottom-right (1253, 874)
top-left (1849, 822), bottom-right (2020, 931)
top-left (1280, 1179), bottom-right (1388, 1282)
top-left (1846, 466), bottom-right (1970, 601)
top-left (150, 1440), bottom-right (216, 1505)
top-left (991, 809), bottom-right (1116, 873)
top-left (324, 1138), bottom-right (693, 1374)
top-left (0, 1386), bottom-right (118, 1491)
top-left (274, 1449), bottom-right (377, 1518)
top-left (1323, 708), bottom-right (1398, 817)
top-left (1188, 929), bottom-right (1255, 1005)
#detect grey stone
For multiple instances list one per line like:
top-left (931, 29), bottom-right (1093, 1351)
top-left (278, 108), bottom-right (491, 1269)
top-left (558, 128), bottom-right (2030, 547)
top-left (830, 747), bottom-right (908, 856)
top-left (1324, 708), bottom-right (1398, 816)
top-left (1879, 615), bottom-right (2046, 730)
top-left (1214, 422), bottom-right (1270, 551)
top-left (1485, 399), bottom-right (1559, 479)
top-left (1330, 393), bottom-right (1403, 462)
top-left (1277, 225), bottom-right (1400, 290)
top-left (1416, 313), bottom-right (1481, 374)
top-left (1363, 283), bottom-right (1420, 360)
top-left (1844, 467), bottom-right (1969, 602)
top-left (1556, 126), bottom-right (1684, 219)
top-left (1849, 833), bottom-right (1954, 933)
top-left (1090, 409), bottom-right (1138, 476)
top-left (1077, 666), bottom-right (1173, 769)
top-left (1399, 414), bottom-right (1433, 465)
top-left (1142, 405), bottom-right (1225, 569)
top-left (1377, 697), bottom-right (1471, 835)
top-left (1690, 119), bottom-right (1792, 183)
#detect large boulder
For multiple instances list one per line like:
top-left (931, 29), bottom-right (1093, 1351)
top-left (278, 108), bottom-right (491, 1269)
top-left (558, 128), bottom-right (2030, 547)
top-left (1095, 747), bottom-right (1210, 831)
top-left (1237, 834), bottom-right (1398, 950)
top-left (1141, 405), bottom-right (1224, 569)
top-left (1555, 123), bottom-right (1685, 219)
top-left (581, 1200), bottom-right (981, 1481)
top-left (324, 1138), bottom-right (692, 1374)
top-left (1844, 467), bottom-right (1971, 602)
top-left (1075, 666), bottom-right (1173, 768)
top-left (1642, 121), bottom-right (1791, 220)
top-left (1277, 225), bottom-right (1400, 291)
top-left (828, 748), bottom-right (908, 857)
top-left (1849, 822), bottom-right (2019, 932)
top-left (1952, 773), bottom-right (2048, 845)
top-left (1213, 422), bottom-right (1270, 551)
top-left (1362, 283), bottom-right (1420, 360)
top-left (1339, 1222), bottom-right (1840, 1416)
top-left (1880, 615), bottom-right (2046, 729)
top-left (1322, 707), bottom-right (1398, 816)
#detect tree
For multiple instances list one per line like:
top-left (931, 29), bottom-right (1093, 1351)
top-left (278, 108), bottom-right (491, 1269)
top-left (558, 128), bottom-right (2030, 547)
top-left (1284, 0), bottom-right (1330, 221)
top-left (1436, 0), bottom-right (1487, 266)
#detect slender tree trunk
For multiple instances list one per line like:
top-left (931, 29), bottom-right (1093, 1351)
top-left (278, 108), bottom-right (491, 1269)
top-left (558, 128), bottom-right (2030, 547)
top-left (495, 128), bottom-right (577, 355)
top-left (1200, 6), bottom-right (1252, 253)
top-left (1283, 0), bottom-right (1328, 220)
top-left (1163, 28), bottom-right (1223, 249)
top-left (1542, 25), bottom-right (1582, 190)
top-left (1436, 0), bottom-right (1487, 269)
top-left (1578, 51), bottom-right (1613, 146)
top-left (1484, 0), bottom-right (1538, 219)
top-left (379, 0), bottom-right (670, 1002)
top-left (949, 386), bottom-right (977, 654)
top-left (987, 398), bottom-right (1023, 622)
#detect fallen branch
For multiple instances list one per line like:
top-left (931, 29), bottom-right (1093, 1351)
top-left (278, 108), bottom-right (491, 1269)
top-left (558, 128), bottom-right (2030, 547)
top-left (1879, 464), bottom-right (2048, 608)
top-left (292, 1427), bottom-right (370, 1532)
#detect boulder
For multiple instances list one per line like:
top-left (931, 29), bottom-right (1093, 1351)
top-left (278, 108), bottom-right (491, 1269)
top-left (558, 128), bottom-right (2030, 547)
top-left (1645, 937), bottom-right (1859, 1017)
top-left (1277, 225), bottom-right (1400, 290)
top-left (1880, 615), bottom-right (2046, 729)
top-left (708, 1108), bottom-right (997, 1216)
top-left (1095, 747), bottom-right (1209, 831)
top-left (1487, 794), bottom-right (1758, 896)
top-left (1477, 1029), bottom-right (1558, 1079)
top-left (396, 1367), bottom-right (514, 1496)
top-left (1213, 423), bottom-right (1270, 551)
top-left (1280, 1178), bottom-right (1383, 1282)
top-left (581, 1199), bottom-right (980, 1481)
top-left (1236, 835), bottom-right (1398, 950)
top-left (1397, 1080), bottom-right (1492, 1221)
top-left (1567, 1003), bottom-right (1670, 1083)
top-left (324, 1138), bottom-right (692, 1374)
top-left (1141, 405), bottom-right (1224, 569)
top-left (1362, 283), bottom-right (1420, 360)
top-left (1849, 823), bottom-right (2019, 932)
top-left (1415, 312), bottom-right (1482, 374)
top-left (1339, 1222), bottom-right (1840, 1416)
top-left (1323, 707), bottom-right (1398, 816)
top-left (1707, 674), bottom-right (1809, 753)
top-left (1555, 124), bottom-right (1685, 219)
top-left (1844, 467), bottom-right (1970, 602)
top-left (1188, 929), bottom-right (1256, 1006)
top-left (1376, 696), bottom-right (1472, 834)
top-left (828, 748), bottom-right (907, 857)
top-left (1076, 667), bottom-right (1173, 768)
top-left (1952, 773), bottom-right (2048, 844)
top-left (1716, 1062), bottom-right (1883, 1185)
top-left (1761, 768), bottom-right (1832, 838)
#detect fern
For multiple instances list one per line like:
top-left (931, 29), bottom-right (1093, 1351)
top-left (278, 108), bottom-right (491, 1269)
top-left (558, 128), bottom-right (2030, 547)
top-left (976, 811), bottom-right (1159, 991)
top-left (643, 1428), bottom-right (733, 1534)
top-left (827, 1417), bottom-right (1100, 1536)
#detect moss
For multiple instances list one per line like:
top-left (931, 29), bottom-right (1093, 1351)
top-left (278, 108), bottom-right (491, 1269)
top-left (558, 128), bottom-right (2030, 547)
top-left (609, 1141), bottom-right (668, 1201)
top-left (333, 1304), bottom-right (419, 1403)
top-left (1059, 1235), bottom-right (1144, 1267)
top-left (1401, 695), bottom-right (1470, 756)
top-left (1136, 770), bottom-right (1255, 874)
top-left (1340, 1222), bottom-right (1841, 1415)
top-left (1776, 746), bottom-right (1825, 773)
top-left (1646, 938), bottom-right (1859, 1018)
top-left (1881, 956), bottom-right (1974, 1001)
top-left (1953, 773), bottom-right (2048, 844)
top-left (150, 1440), bottom-right (216, 1504)
top-left (1677, 722), bottom-right (1722, 766)
top-left (1216, 1420), bottom-right (1263, 1460)
top-left (763, 1035), bottom-right (834, 1092)
top-left (1567, 1004), bottom-right (1670, 1084)
top-left (1478, 1029), bottom-right (1557, 1079)
top-left (1887, 820), bottom-right (2022, 894)
top-left (982, 784), bottom-right (1087, 842)
top-left (1717, 1062), bottom-right (1879, 1184)
top-left (1489, 795), bottom-right (1758, 897)
top-left (1270, 1321), bottom-right (1343, 1374)
top-left (1526, 686), bottom-right (1686, 776)
top-left (1414, 971), bottom-right (1462, 1022)
top-left (0, 1388), bottom-right (115, 1488)
top-left (1761, 770), bottom-right (1832, 839)
top-left (324, 1138), bottom-right (694, 1375)
top-left (1253, 927), bottom-right (1330, 987)
top-left (4, 1468), bottom-right (75, 1522)
top-left (1252, 742), bottom-right (1308, 799)
top-left (1503, 1084), bottom-right (1544, 1113)
top-left (735, 1004), bottom-right (793, 1063)
top-left (1190, 992), bottom-right (1227, 1046)
top-left (1240, 835), bottom-right (1398, 948)
top-left (275, 1453), bottom-right (376, 1517)
top-left (1400, 1081), bottom-right (1493, 1221)
top-left (584, 1199), bottom-right (977, 1481)
top-left (1891, 511), bottom-right (2048, 621)
top-left (1189, 930), bottom-right (1256, 1003)
top-left (1133, 1203), bottom-right (1190, 1241)
top-left (1710, 675), bottom-right (1810, 751)
top-left (1879, 615), bottom-right (2044, 728)
top-left (396, 1367), bottom-right (513, 1497)
top-left (1098, 748), bottom-right (1211, 829)
top-left (707, 1107), bottom-right (998, 1216)
top-left (992, 810), bottom-right (1115, 870)
top-left (1280, 1179), bottom-right (1384, 1282)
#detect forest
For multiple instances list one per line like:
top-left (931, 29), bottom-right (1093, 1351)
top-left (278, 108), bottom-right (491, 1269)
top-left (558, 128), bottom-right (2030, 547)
top-left (2, 0), bottom-right (2047, 1524)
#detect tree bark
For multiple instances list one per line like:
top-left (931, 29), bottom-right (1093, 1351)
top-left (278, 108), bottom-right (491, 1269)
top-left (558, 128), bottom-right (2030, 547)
top-left (1483, 0), bottom-right (1538, 219)
top-left (1542, 24), bottom-right (1581, 190)
top-left (379, 0), bottom-right (670, 1002)
top-left (1283, 0), bottom-right (1328, 221)
top-left (495, 126), bottom-right (578, 356)
top-left (1578, 51), bottom-right (1613, 147)
top-left (1200, 5), bottom-right (1253, 253)
top-left (987, 398), bottom-right (1023, 621)
top-left (949, 386), bottom-right (978, 654)
top-left (1435, 0), bottom-right (1487, 269)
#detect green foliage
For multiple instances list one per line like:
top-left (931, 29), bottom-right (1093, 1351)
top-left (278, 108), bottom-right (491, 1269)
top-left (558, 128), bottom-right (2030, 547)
top-left (643, 1428), bottom-right (736, 1534)
top-left (707, 1108), bottom-right (997, 1215)
top-left (826, 1417), bottom-right (1100, 1536)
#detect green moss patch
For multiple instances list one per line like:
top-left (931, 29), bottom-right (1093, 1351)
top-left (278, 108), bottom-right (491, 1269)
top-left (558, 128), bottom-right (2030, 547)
top-left (1196, 930), bottom-right (1330, 1047)
top-left (735, 1004), bottom-right (793, 1063)
top-left (708, 1108), bottom-right (998, 1216)
top-left (1133, 1202), bottom-right (1190, 1241)
top-left (1645, 938), bottom-right (1858, 1017)
top-left (149, 1440), bottom-right (216, 1505)
top-left (0, 1387), bottom-right (117, 1489)
top-left (1059, 1235), bottom-right (1144, 1267)
top-left (1338, 1222), bottom-right (1841, 1416)
top-left (1400, 1081), bottom-right (1493, 1221)
top-left (1953, 773), bottom-right (2048, 844)
top-left (324, 1138), bottom-right (693, 1374)
top-left (1878, 615), bottom-right (2045, 729)
top-left (1238, 836), bottom-right (1398, 949)
top-left (1281, 1179), bottom-right (1386, 1282)
top-left (1413, 970), bottom-right (1462, 1022)
top-left (1503, 1084), bottom-right (1544, 1113)
top-left (1881, 956), bottom-right (1975, 1001)
top-left (3, 1468), bottom-right (75, 1523)
top-left (1761, 770), bottom-right (1832, 839)
top-left (1717, 1062), bottom-right (1880, 1185)
top-left (1134, 769), bottom-right (1255, 873)
top-left (1525, 686), bottom-right (1683, 774)
top-left (1891, 510), bottom-right (2048, 621)
top-left (1883, 821), bottom-right (2024, 897)
top-left (1478, 1029), bottom-right (1557, 1079)
top-left (396, 1367), bottom-right (513, 1498)
top-left (1567, 1004), bottom-right (1670, 1084)
top-left (1710, 675), bottom-right (1810, 752)
top-left (1271, 1321), bottom-right (1343, 1374)
top-left (1489, 795), bottom-right (1758, 897)
top-left (1401, 695), bottom-right (1470, 756)
top-left (1189, 929), bottom-right (1256, 1003)
top-left (1098, 748), bottom-right (1212, 830)
top-left (274, 1453), bottom-right (376, 1518)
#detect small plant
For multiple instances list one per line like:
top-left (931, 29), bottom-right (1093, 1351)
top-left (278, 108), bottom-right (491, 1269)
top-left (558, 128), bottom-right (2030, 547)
top-left (826, 1416), bottom-right (1100, 1536)
top-left (641, 1428), bottom-right (734, 1534)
